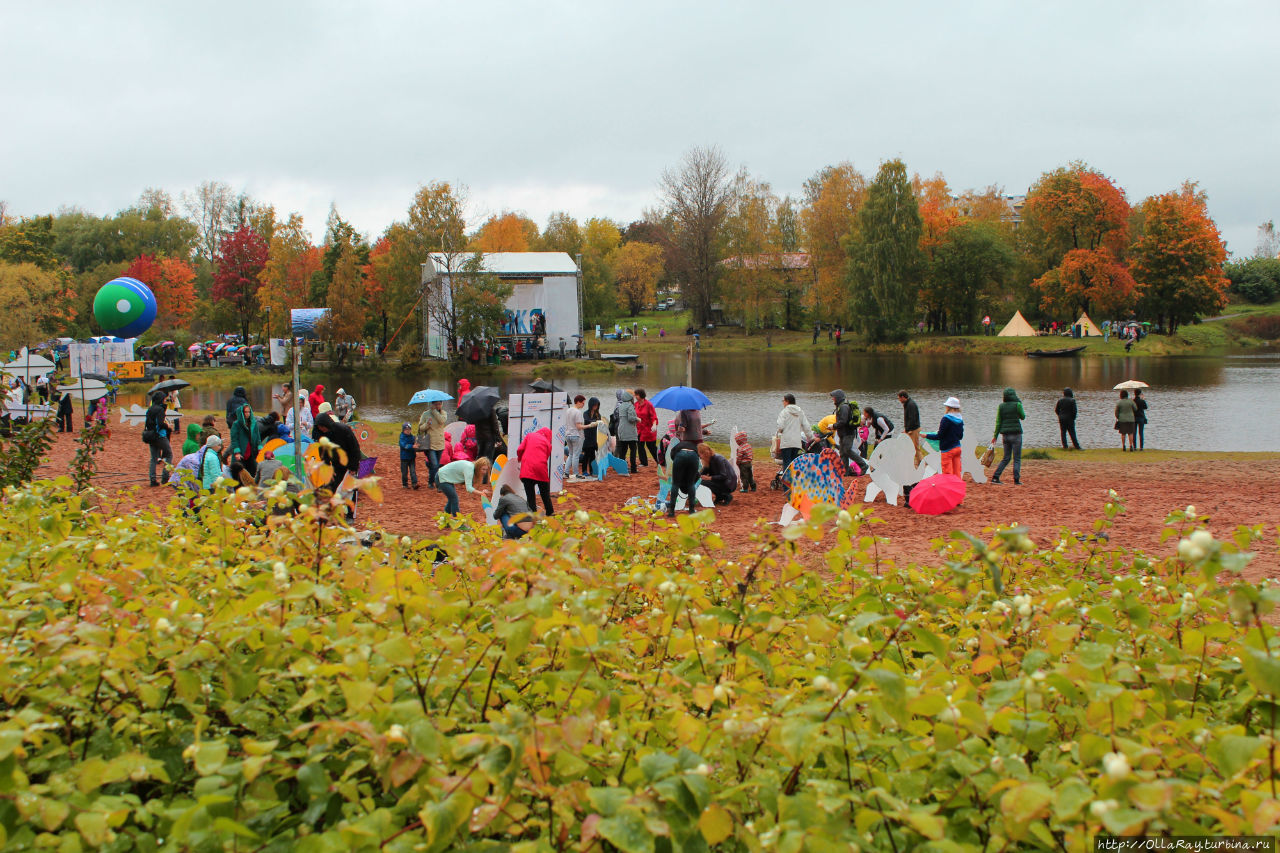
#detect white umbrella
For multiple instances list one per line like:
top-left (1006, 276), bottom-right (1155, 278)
top-left (1113, 380), bottom-right (1149, 391)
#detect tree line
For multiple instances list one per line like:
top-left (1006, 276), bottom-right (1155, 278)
top-left (0, 151), bottom-right (1264, 353)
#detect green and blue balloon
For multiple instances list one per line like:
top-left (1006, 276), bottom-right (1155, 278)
top-left (93, 277), bottom-right (157, 337)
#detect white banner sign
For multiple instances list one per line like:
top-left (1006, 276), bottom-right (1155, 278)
top-left (269, 338), bottom-right (288, 366)
top-left (508, 392), bottom-right (569, 494)
top-left (68, 342), bottom-right (134, 377)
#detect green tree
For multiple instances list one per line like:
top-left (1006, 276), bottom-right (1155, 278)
top-left (927, 222), bottom-right (1015, 333)
top-left (452, 256), bottom-right (514, 347)
top-left (844, 159), bottom-right (923, 342)
top-left (1224, 257), bottom-right (1280, 304)
top-left (0, 262), bottom-right (68, 349)
top-left (311, 206), bottom-right (369, 305)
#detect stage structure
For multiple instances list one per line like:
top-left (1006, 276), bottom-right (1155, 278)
top-left (420, 252), bottom-right (583, 359)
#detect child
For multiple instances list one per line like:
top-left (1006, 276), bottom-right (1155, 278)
top-left (399, 422), bottom-right (419, 489)
top-left (734, 430), bottom-right (756, 492)
top-left (925, 396), bottom-right (964, 477)
top-left (494, 485), bottom-right (535, 540)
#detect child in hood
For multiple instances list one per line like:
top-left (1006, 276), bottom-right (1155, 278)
top-left (399, 422), bottom-right (419, 489)
top-left (182, 422), bottom-right (204, 456)
top-left (734, 430), bottom-right (756, 492)
top-left (926, 397), bottom-right (965, 477)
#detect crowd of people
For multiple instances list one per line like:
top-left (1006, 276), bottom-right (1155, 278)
top-left (121, 373), bottom-right (1153, 534)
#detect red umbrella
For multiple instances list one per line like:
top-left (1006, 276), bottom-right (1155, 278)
top-left (908, 473), bottom-right (966, 515)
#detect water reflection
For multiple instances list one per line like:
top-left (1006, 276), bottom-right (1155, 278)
top-left (115, 353), bottom-right (1275, 453)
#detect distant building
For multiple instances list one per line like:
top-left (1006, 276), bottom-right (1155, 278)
top-left (420, 252), bottom-right (582, 359)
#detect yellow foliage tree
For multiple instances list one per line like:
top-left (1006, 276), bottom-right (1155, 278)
top-left (609, 241), bottom-right (664, 316)
top-left (321, 245), bottom-right (366, 367)
top-left (0, 262), bottom-right (65, 351)
top-left (259, 214), bottom-right (321, 334)
top-left (471, 212), bottom-right (538, 252)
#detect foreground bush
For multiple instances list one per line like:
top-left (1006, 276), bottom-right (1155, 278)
top-left (0, 480), bottom-right (1277, 851)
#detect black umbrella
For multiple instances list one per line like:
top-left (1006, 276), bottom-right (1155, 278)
top-left (147, 378), bottom-right (191, 395)
top-left (146, 365), bottom-right (177, 378)
top-left (529, 378), bottom-right (562, 392)
top-left (81, 372), bottom-right (110, 382)
top-left (456, 386), bottom-right (501, 424)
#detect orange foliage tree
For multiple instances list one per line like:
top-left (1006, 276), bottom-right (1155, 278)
top-left (122, 254), bottom-right (196, 331)
top-left (1023, 163), bottom-right (1134, 318)
top-left (800, 163), bottom-right (867, 320)
top-left (258, 213), bottom-right (321, 336)
top-left (471, 212), bottom-right (538, 252)
top-left (1131, 183), bottom-right (1228, 333)
top-left (914, 173), bottom-right (959, 330)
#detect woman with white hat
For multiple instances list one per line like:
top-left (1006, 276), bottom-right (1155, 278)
top-left (925, 397), bottom-right (964, 477)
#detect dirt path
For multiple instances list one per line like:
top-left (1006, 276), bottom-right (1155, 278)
top-left (41, 424), bottom-right (1280, 580)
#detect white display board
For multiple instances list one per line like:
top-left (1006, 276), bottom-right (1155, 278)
top-left (68, 342), bottom-right (134, 377)
top-left (269, 338), bottom-right (288, 366)
top-left (508, 393), bottom-right (569, 494)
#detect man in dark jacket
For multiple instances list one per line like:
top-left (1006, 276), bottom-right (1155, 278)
top-left (898, 390), bottom-right (922, 463)
top-left (144, 391), bottom-right (173, 486)
top-left (473, 408), bottom-right (503, 463)
top-left (225, 386), bottom-right (250, 425)
top-left (1055, 388), bottom-right (1081, 450)
top-left (830, 389), bottom-right (869, 477)
top-left (697, 443), bottom-right (738, 505)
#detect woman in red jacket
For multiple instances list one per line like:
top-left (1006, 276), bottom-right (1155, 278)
top-left (308, 384), bottom-right (326, 418)
top-left (517, 426), bottom-right (555, 516)
top-left (634, 388), bottom-right (659, 467)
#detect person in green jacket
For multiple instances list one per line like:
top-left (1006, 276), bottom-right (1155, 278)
top-left (181, 422), bottom-right (203, 456)
top-left (990, 387), bottom-right (1026, 485)
top-left (229, 402), bottom-right (261, 485)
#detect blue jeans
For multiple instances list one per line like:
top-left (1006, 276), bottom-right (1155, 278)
top-left (500, 513), bottom-right (529, 540)
top-left (438, 481), bottom-right (459, 515)
top-left (993, 434), bottom-right (1022, 482)
top-left (424, 448), bottom-right (441, 486)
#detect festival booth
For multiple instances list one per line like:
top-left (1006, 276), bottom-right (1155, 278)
top-left (420, 253), bottom-right (582, 359)
top-left (997, 310), bottom-right (1038, 337)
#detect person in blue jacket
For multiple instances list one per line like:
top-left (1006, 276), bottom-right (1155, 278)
top-left (399, 422), bottom-right (419, 489)
top-left (925, 397), bottom-right (964, 477)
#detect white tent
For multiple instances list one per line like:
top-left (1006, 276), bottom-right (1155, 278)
top-left (1075, 313), bottom-right (1103, 337)
top-left (997, 310), bottom-right (1037, 337)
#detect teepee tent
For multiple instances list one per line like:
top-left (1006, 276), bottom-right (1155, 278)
top-left (1075, 312), bottom-right (1103, 337)
top-left (997, 310), bottom-right (1037, 337)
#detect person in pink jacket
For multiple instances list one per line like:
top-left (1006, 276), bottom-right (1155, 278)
top-left (517, 426), bottom-right (554, 516)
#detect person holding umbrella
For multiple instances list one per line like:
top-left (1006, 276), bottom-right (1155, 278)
top-left (417, 400), bottom-right (448, 487)
top-left (144, 391), bottom-right (173, 487)
top-left (457, 386), bottom-right (503, 462)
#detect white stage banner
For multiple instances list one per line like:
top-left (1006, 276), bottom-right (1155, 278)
top-left (68, 342), bottom-right (134, 377)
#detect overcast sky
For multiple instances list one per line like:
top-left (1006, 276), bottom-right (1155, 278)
top-left (3, 0), bottom-right (1276, 256)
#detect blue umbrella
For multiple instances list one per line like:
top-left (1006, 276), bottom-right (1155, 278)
top-left (409, 388), bottom-right (454, 405)
top-left (650, 385), bottom-right (712, 411)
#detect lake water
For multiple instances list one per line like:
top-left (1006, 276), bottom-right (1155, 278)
top-left (141, 352), bottom-right (1280, 452)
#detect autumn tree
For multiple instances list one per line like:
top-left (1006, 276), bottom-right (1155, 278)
top-left (122, 254), bottom-right (197, 331)
top-left (720, 173), bottom-right (786, 333)
top-left (538, 212), bottom-right (583, 255)
top-left (914, 173), bottom-right (960, 331)
top-left (259, 213), bottom-right (321, 336)
top-left (451, 256), bottom-right (514, 348)
top-left (844, 159), bottom-right (923, 342)
top-left (1022, 163), bottom-right (1134, 318)
top-left (608, 241), bottom-right (664, 316)
top-left (0, 216), bottom-right (75, 332)
top-left (661, 146), bottom-right (733, 326)
top-left (311, 207), bottom-right (369, 305)
top-left (801, 162), bottom-right (868, 321)
top-left (402, 183), bottom-right (471, 355)
top-left (1130, 183), bottom-right (1229, 333)
top-left (213, 226), bottom-right (269, 343)
top-left (471, 211), bottom-right (538, 252)
top-left (0, 262), bottom-right (67, 350)
top-left (580, 217), bottom-right (622, 323)
top-left (321, 245), bottom-right (367, 367)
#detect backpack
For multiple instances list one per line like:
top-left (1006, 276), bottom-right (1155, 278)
top-left (608, 409), bottom-right (620, 437)
top-left (841, 401), bottom-right (860, 431)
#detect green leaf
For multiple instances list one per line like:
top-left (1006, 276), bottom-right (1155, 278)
top-left (597, 808), bottom-right (655, 853)
top-left (587, 787), bottom-right (632, 817)
top-left (420, 794), bottom-right (471, 850)
top-left (1001, 781), bottom-right (1053, 825)
top-left (193, 740), bottom-right (229, 776)
top-left (639, 751), bottom-right (679, 782)
top-left (1208, 735), bottom-right (1264, 778)
top-left (375, 634), bottom-right (415, 667)
top-left (698, 804), bottom-right (733, 844)
top-left (1052, 779), bottom-right (1093, 820)
top-left (1240, 647), bottom-right (1280, 697)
